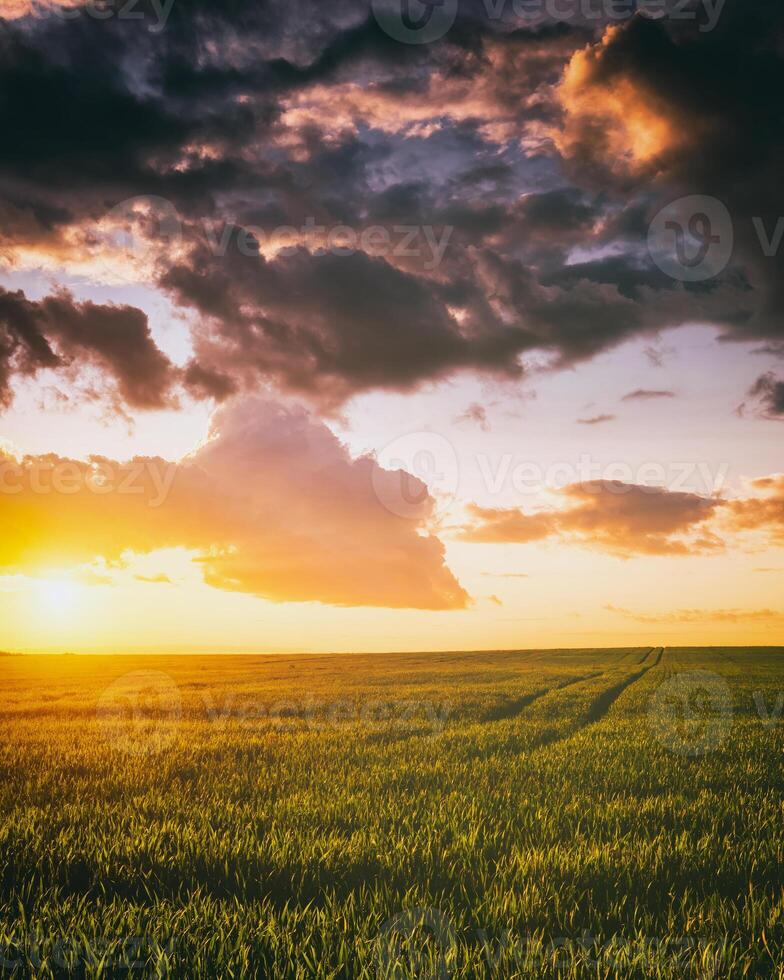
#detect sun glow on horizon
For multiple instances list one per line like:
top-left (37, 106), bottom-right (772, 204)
top-left (31, 575), bottom-right (85, 619)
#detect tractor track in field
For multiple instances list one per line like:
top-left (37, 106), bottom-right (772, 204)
top-left (528, 647), bottom-right (666, 751)
top-left (578, 647), bottom-right (665, 729)
top-left (636, 646), bottom-right (657, 665)
top-left (618, 648), bottom-right (648, 664)
top-left (483, 649), bottom-right (665, 732)
top-left (584, 651), bottom-right (661, 724)
top-left (484, 671), bottom-right (604, 723)
top-left (716, 648), bottom-right (744, 669)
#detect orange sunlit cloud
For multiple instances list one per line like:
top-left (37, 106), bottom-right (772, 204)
top-left (554, 25), bottom-right (694, 177)
top-left (458, 480), bottom-right (723, 557)
top-left (724, 475), bottom-right (784, 544)
top-left (0, 396), bottom-right (469, 610)
top-left (276, 35), bottom-right (573, 155)
top-left (0, 0), bottom-right (79, 16)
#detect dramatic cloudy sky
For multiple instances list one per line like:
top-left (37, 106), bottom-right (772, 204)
top-left (1, 0), bottom-right (782, 652)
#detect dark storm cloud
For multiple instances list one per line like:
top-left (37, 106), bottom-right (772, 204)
top-left (0, 287), bottom-right (178, 409)
top-left (164, 239), bottom-right (532, 406)
top-left (543, 255), bottom-right (681, 299)
top-left (458, 247), bottom-right (748, 368)
top-left (161, 192), bottom-right (750, 402)
top-left (556, 1), bottom-right (784, 347)
top-left (0, 3), bottom-right (427, 249)
top-left (0, 0), bottom-right (781, 411)
top-left (515, 188), bottom-right (596, 238)
top-left (743, 373), bottom-right (784, 420)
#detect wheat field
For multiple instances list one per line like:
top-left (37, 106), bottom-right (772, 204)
top-left (1, 648), bottom-right (782, 977)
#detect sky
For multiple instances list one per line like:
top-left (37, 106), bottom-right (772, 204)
top-left (1, 0), bottom-right (783, 653)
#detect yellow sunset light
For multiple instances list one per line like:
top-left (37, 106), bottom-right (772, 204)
top-left (33, 577), bottom-right (83, 619)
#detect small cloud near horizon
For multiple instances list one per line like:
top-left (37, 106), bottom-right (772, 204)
top-left (622, 389), bottom-right (676, 401)
top-left (604, 603), bottom-right (784, 624)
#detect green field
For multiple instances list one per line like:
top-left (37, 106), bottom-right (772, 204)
top-left (1, 648), bottom-right (782, 977)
